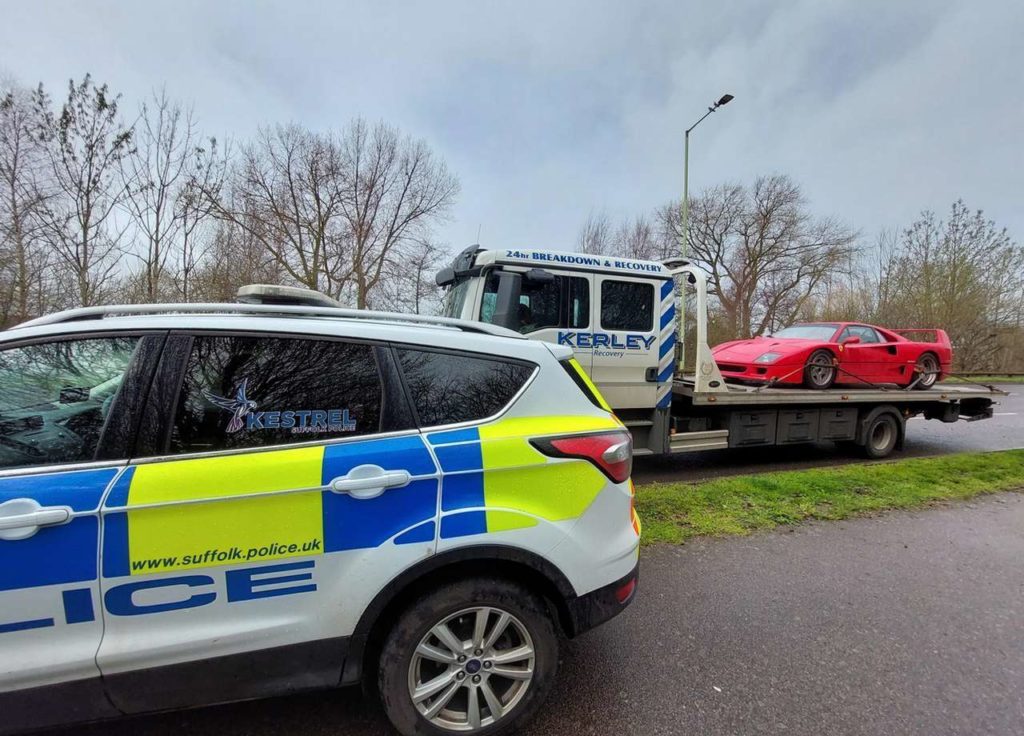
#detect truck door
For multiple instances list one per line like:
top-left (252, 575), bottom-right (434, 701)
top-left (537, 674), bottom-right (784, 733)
top-left (591, 275), bottom-right (661, 409)
top-left (478, 268), bottom-right (594, 375)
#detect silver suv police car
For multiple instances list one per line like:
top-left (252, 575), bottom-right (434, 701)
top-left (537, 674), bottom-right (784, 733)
top-left (0, 296), bottom-right (640, 735)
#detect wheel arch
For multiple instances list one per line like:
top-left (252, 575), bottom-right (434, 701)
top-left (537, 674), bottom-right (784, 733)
top-left (340, 545), bottom-right (577, 687)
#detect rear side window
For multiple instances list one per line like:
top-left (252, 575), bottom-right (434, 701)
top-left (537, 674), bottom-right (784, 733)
top-left (481, 272), bottom-right (589, 334)
top-left (601, 280), bottom-right (654, 331)
top-left (396, 348), bottom-right (534, 427)
top-left (0, 337), bottom-right (139, 469)
top-left (170, 335), bottom-right (383, 454)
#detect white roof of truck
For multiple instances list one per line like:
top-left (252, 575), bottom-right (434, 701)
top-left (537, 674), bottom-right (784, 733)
top-left (475, 248), bottom-right (671, 278)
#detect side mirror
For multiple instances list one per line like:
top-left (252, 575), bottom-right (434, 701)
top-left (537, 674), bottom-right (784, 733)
top-left (840, 336), bottom-right (861, 345)
top-left (491, 271), bottom-right (524, 331)
top-left (525, 268), bottom-right (555, 284)
top-left (435, 267), bottom-right (455, 287)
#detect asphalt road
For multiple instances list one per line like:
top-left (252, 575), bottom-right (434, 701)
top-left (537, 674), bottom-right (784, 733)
top-left (58, 493), bottom-right (1024, 736)
top-left (633, 384), bottom-right (1022, 484)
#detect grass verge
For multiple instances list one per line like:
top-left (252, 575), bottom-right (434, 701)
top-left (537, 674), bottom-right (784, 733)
top-left (942, 375), bottom-right (1024, 385)
top-left (637, 450), bottom-right (1024, 545)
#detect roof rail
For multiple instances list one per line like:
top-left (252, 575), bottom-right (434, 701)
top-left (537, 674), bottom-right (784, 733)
top-left (11, 302), bottom-right (524, 339)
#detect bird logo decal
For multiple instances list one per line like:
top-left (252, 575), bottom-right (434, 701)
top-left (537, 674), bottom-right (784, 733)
top-left (203, 378), bottom-right (258, 433)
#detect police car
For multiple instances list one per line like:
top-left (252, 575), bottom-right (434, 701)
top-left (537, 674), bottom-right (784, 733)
top-left (0, 289), bottom-right (640, 736)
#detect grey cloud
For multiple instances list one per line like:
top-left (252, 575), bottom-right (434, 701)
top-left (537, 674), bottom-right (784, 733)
top-left (1, 0), bottom-right (1019, 255)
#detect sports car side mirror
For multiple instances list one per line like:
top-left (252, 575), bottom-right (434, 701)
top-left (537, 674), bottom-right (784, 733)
top-left (840, 336), bottom-right (861, 345)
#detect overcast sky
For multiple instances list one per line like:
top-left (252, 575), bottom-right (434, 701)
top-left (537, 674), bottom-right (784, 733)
top-left (2, 0), bottom-right (1020, 255)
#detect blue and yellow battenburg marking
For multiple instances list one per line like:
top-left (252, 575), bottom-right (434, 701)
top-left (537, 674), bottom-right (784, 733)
top-left (0, 468), bottom-right (116, 595)
top-left (429, 415), bottom-right (621, 538)
top-left (2, 414), bottom-right (623, 593)
top-left (100, 435), bottom-right (440, 576)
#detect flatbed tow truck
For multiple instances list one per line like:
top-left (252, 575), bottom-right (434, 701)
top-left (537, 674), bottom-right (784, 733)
top-left (435, 246), bottom-right (1006, 459)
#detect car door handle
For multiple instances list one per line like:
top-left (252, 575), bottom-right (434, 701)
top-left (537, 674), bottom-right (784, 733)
top-left (0, 498), bottom-right (72, 541)
top-left (329, 465), bottom-right (411, 500)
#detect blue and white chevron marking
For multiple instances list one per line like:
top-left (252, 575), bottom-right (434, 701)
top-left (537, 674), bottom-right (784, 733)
top-left (657, 278), bottom-right (676, 409)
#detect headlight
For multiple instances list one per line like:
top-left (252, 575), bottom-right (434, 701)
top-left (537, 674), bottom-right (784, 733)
top-left (754, 352), bottom-right (783, 364)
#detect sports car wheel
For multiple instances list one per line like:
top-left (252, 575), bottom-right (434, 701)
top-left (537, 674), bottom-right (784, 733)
top-left (803, 349), bottom-right (836, 390)
top-left (912, 353), bottom-right (939, 390)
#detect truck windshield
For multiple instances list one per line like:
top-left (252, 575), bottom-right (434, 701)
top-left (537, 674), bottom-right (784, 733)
top-left (441, 280), bottom-right (470, 318)
top-left (772, 324), bottom-right (840, 340)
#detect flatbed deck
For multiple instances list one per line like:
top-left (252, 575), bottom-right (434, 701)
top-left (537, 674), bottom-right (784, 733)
top-left (672, 377), bottom-right (1009, 407)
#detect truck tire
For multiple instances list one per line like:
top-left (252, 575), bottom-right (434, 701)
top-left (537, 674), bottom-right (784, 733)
top-left (378, 577), bottom-right (559, 736)
top-left (862, 412), bottom-right (900, 458)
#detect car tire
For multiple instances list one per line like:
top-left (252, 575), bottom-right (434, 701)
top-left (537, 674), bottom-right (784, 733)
top-left (912, 352), bottom-right (939, 390)
top-left (862, 413), bottom-right (899, 458)
top-left (378, 577), bottom-right (559, 736)
top-left (803, 349), bottom-right (836, 390)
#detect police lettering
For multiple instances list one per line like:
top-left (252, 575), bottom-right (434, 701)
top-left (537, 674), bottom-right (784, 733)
top-left (0, 561), bottom-right (317, 631)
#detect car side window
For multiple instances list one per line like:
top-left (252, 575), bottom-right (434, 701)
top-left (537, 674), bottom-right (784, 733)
top-left (169, 335), bottom-right (384, 454)
top-left (481, 272), bottom-right (589, 334)
top-left (395, 348), bottom-right (534, 427)
top-left (0, 336), bottom-right (139, 470)
top-left (843, 325), bottom-right (880, 344)
top-left (601, 280), bottom-right (654, 331)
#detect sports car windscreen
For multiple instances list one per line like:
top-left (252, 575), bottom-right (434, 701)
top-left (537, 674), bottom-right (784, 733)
top-left (771, 324), bottom-right (839, 340)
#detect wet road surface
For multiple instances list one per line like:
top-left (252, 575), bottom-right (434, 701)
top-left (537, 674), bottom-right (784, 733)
top-left (57, 492), bottom-right (1024, 736)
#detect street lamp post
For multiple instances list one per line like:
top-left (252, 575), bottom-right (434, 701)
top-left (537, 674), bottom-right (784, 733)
top-left (677, 93), bottom-right (733, 375)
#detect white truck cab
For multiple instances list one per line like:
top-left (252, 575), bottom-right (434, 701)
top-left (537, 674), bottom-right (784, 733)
top-left (438, 247), bottom-right (677, 455)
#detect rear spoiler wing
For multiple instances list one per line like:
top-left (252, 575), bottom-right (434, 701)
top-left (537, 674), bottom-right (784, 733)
top-left (890, 328), bottom-right (950, 345)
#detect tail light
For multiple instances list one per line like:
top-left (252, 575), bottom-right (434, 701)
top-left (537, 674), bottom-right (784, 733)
top-left (531, 430), bottom-right (632, 483)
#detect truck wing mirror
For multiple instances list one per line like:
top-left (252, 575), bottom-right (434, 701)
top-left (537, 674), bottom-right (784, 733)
top-left (491, 271), bottom-right (524, 331)
top-left (525, 268), bottom-right (555, 284)
top-left (435, 267), bottom-right (455, 287)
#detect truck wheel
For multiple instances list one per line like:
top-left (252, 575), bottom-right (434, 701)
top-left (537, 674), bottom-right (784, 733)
top-left (862, 413), bottom-right (899, 458)
top-left (912, 353), bottom-right (939, 390)
top-left (803, 349), bottom-right (836, 390)
top-left (378, 577), bottom-right (559, 736)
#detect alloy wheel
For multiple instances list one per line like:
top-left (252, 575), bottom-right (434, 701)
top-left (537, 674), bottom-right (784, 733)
top-left (408, 606), bottom-right (535, 732)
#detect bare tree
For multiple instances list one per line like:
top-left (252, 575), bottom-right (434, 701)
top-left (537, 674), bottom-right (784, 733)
top-left (32, 75), bottom-right (135, 307)
top-left (189, 216), bottom-right (285, 302)
top-left (577, 210), bottom-right (613, 254)
top-left (372, 239), bottom-right (447, 314)
top-left (338, 119), bottom-right (459, 308)
top-left (660, 175), bottom-right (858, 336)
top-left (0, 82), bottom-right (50, 324)
top-left (875, 200), bottom-right (1023, 370)
top-left (208, 124), bottom-right (349, 295)
top-left (173, 136), bottom-right (227, 301)
top-left (577, 210), bottom-right (670, 261)
top-left (121, 90), bottom-right (223, 301)
top-left (612, 214), bottom-right (664, 260)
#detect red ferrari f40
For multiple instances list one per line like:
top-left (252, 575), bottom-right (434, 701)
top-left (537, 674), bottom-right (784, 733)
top-left (712, 322), bottom-right (951, 390)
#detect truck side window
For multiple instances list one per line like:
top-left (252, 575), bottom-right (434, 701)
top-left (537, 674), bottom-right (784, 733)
top-left (481, 272), bottom-right (589, 333)
top-left (601, 280), bottom-right (654, 332)
top-left (395, 348), bottom-right (535, 427)
top-left (169, 335), bottom-right (384, 454)
top-left (0, 337), bottom-right (139, 470)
